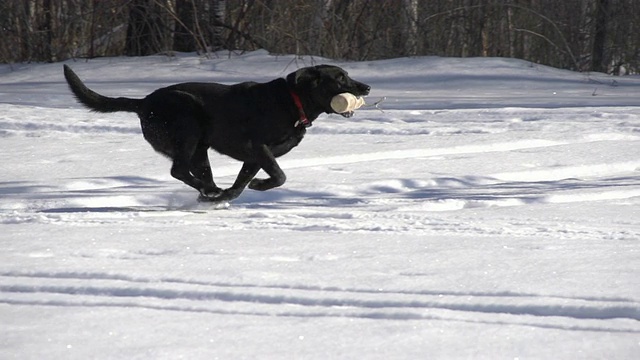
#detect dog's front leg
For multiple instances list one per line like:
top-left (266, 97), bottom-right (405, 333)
top-left (199, 162), bottom-right (260, 202)
top-left (198, 143), bottom-right (286, 202)
top-left (248, 143), bottom-right (287, 191)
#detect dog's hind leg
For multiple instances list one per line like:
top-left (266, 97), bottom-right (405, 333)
top-left (167, 127), bottom-right (215, 197)
top-left (190, 143), bottom-right (221, 196)
top-left (171, 156), bottom-right (207, 195)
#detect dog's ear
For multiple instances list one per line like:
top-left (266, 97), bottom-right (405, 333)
top-left (286, 67), bottom-right (320, 88)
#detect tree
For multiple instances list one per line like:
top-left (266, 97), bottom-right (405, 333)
top-left (0, 0), bottom-right (638, 74)
top-left (174, 0), bottom-right (196, 52)
top-left (125, 0), bottom-right (173, 56)
top-left (211, 0), bottom-right (227, 50)
top-left (591, 0), bottom-right (608, 73)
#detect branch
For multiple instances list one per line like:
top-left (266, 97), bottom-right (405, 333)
top-left (505, 3), bottom-right (579, 70)
top-left (419, 3), bottom-right (580, 70)
top-left (152, 0), bottom-right (209, 56)
top-left (513, 28), bottom-right (562, 53)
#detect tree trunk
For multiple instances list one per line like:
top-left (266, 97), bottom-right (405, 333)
top-left (126, 0), bottom-right (171, 56)
top-left (592, 0), bottom-right (608, 72)
top-left (506, 1), bottom-right (515, 58)
top-left (174, 0), bottom-right (195, 52)
top-left (42, 0), bottom-right (55, 62)
top-left (404, 0), bottom-right (418, 56)
top-left (211, 0), bottom-right (226, 51)
top-left (308, 0), bottom-right (328, 56)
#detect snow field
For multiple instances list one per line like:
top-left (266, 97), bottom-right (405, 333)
top-left (1, 51), bottom-right (639, 359)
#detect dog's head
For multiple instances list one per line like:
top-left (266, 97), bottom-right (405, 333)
top-left (287, 65), bottom-right (370, 118)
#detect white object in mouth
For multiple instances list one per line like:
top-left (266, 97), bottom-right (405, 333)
top-left (330, 93), bottom-right (365, 113)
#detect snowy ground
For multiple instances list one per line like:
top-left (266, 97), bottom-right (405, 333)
top-left (1, 51), bottom-right (639, 359)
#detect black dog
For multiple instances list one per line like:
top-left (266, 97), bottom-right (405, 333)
top-left (63, 64), bottom-right (370, 203)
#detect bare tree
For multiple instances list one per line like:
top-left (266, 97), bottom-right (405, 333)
top-left (404, 0), bottom-right (419, 55)
top-left (211, 0), bottom-right (227, 50)
top-left (125, 0), bottom-right (174, 56)
top-left (591, 0), bottom-right (608, 72)
top-left (174, 0), bottom-right (196, 52)
top-left (0, 0), bottom-right (638, 74)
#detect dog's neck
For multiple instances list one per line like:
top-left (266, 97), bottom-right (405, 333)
top-left (289, 90), bottom-right (311, 128)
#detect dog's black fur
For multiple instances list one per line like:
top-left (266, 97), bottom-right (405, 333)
top-left (63, 64), bottom-right (370, 202)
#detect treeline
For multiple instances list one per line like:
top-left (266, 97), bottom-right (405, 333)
top-left (1, 0), bottom-right (638, 74)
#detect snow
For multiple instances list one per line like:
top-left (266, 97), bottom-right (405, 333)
top-left (1, 50), bottom-right (639, 359)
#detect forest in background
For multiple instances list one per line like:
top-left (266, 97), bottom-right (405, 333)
top-left (1, 0), bottom-right (638, 74)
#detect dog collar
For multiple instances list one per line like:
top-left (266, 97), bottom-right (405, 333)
top-left (289, 90), bottom-right (311, 128)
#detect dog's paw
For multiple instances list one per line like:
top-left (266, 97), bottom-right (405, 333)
top-left (198, 193), bottom-right (221, 203)
top-left (248, 178), bottom-right (270, 191)
top-left (198, 187), bottom-right (244, 203)
top-left (249, 177), bottom-right (286, 191)
top-left (200, 186), bottom-right (222, 197)
top-left (248, 177), bottom-right (285, 191)
top-left (197, 194), bottom-right (229, 205)
top-left (198, 187), bottom-right (224, 203)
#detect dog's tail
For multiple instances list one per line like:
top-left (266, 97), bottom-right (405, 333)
top-left (63, 65), bottom-right (141, 113)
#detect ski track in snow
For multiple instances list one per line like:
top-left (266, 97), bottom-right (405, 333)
top-left (1, 271), bottom-right (639, 334)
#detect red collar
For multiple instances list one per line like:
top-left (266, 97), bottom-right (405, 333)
top-left (289, 90), bottom-right (311, 128)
